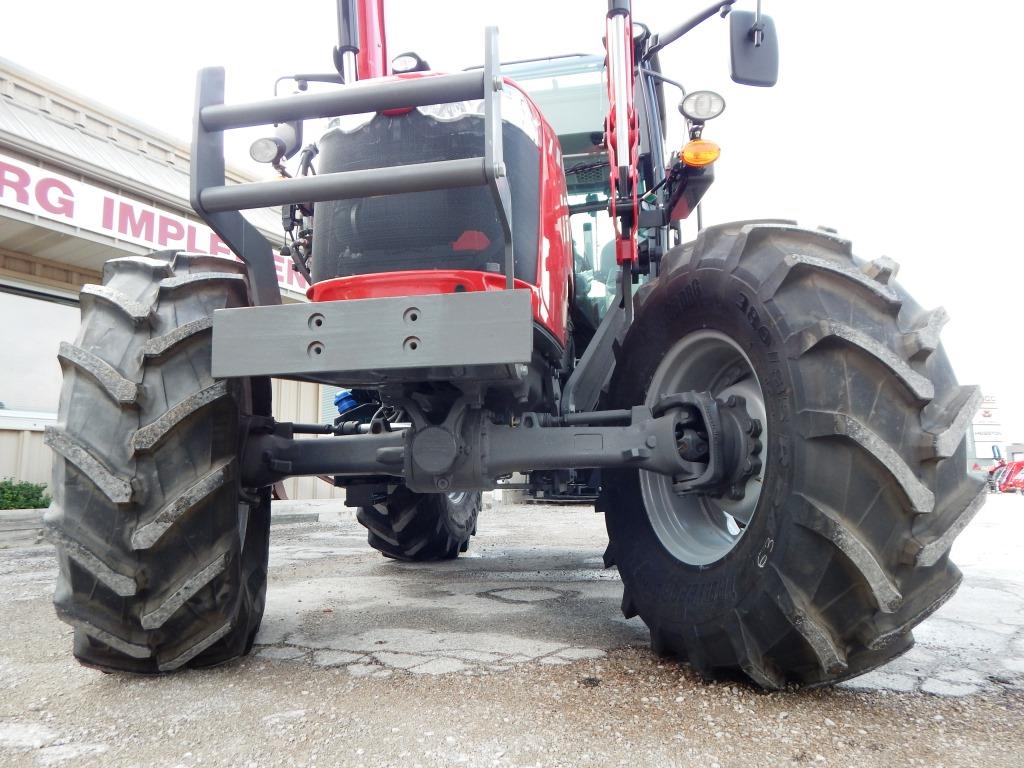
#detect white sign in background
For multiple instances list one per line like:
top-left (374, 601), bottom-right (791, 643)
top-left (0, 151), bottom-right (308, 293)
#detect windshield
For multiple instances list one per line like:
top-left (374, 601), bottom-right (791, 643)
top-left (508, 56), bottom-right (654, 327)
top-left (506, 56), bottom-right (607, 164)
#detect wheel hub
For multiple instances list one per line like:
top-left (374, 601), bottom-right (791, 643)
top-left (652, 391), bottom-right (763, 500)
top-left (640, 330), bottom-right (769, 565)
top-left (703, 394), bottom-right (764, 501)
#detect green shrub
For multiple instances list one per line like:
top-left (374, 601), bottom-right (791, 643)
top-left (0, 478), bottom-right (51, 510)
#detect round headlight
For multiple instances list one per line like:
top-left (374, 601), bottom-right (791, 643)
top-left (679, 90), bottom-right (726, 123)
top-left (249, 136), bottom-right (286, 164)
top-left (392, 52), bottom-right (428, 74)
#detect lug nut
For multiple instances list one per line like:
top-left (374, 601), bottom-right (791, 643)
top-left (748, 418), bottom-right (762, 437)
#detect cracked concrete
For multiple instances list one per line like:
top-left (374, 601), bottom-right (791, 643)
top-left (246, 494), bottom-right (1024, 696)
top-left (1, 494), bottom-right (1022, 766)
top-left (839, 493), bottom-right (1024, 696)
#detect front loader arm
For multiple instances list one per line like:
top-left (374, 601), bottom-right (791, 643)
top-left (605, 0), bottom-right (639, 269)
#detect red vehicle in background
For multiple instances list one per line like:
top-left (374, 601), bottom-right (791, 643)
top-left (989, 461), bottom-right (1024, 493)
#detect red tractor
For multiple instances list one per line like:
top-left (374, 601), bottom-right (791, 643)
top-left (46, 1), bottom-right (985, 687)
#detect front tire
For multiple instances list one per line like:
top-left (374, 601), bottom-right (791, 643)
top-left (46, 252), bottom-right (271, 673)
top-left (601, 222), bottom-right (985, 688)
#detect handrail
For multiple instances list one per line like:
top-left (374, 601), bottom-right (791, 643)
top-left (200, 71), bottom-right (485, 131)
top-left (200, 158), bottom-right (488, 212)
top-left (190, 27), bottom-right (514, 303)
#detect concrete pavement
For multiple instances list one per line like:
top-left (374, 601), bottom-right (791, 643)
top-left (253, 494), bottom-right (1024, 696)
top-left (1, 492), bottom-right (1022, 766)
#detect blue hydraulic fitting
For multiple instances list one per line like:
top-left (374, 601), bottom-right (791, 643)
top-left (334, 389), bottom-right (359, 416)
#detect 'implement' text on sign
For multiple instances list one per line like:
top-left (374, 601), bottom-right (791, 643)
top-left (0, 151), bottom-right (307, 293)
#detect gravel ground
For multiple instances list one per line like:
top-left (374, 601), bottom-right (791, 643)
top-left (1, 494), bottom-right (1022, 767)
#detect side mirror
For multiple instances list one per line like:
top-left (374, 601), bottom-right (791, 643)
top-left (729, 10), bottom-right (779, 87)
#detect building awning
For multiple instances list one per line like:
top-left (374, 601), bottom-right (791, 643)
top-left (0, 57), bottom-right (307, 299)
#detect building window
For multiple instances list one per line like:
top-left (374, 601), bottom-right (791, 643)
top-left (0, 289), bottom-right (80, 414)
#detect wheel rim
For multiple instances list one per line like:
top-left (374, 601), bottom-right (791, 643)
top-left (444, 490), bottom-right (476, 531)
top-left (640, 330), bottom-right (767, 565)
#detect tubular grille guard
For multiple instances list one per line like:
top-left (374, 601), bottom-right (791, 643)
top-left (190, 27), bottom-right (513, 307)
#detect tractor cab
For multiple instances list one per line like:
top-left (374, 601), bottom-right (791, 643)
top-left (508, 53), bottom-right (670, 329)
top-left (503, 55), bottom-right (608, 185)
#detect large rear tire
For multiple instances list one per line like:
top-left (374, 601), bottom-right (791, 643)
top-left (601, 222), bottom-right (984, 688)
top-left (357, 488), bottom-right (481, 561)
top-left (46, 252), bottom-right (271, 673)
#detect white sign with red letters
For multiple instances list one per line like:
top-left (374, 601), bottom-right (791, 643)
top-left (0, 151), bottom-right (308, 293)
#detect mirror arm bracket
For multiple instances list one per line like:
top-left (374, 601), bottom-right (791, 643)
top-left (750, 0), bottom-right (765, 47)
top-left (642, 0), bottom-right (737, 63)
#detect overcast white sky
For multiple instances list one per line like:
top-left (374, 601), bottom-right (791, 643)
top-left (2, 1), bottom-right (1022, 442)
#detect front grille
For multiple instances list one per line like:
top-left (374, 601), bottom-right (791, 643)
top-left (311, 111), bottom-right (541, 285)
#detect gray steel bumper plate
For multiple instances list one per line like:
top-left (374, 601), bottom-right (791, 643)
top-left (212, 289), bottom-right (533, 381)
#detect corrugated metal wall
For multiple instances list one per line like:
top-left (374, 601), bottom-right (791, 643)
top-left (319, 384), bottom-right (342, 424)
top-left (0, 424), bottom-right (51, 486)
top-left (272, 379), bottom-right (345, 501)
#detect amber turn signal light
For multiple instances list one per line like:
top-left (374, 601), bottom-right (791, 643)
top-left (681, 139), bottom-right (720, 168)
